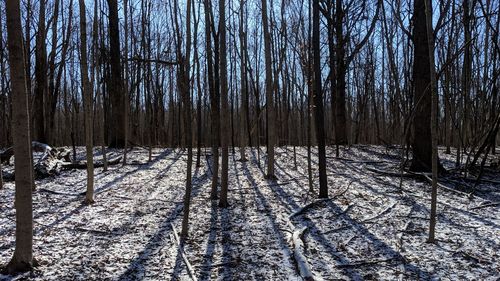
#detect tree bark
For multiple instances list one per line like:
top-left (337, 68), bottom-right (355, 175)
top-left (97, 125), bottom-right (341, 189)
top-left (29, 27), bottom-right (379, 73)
top-left (424, 0), bottom-right (439, 243)
top-left (78, 0), bottom-right (95, 204)
top-left (410, 0), bottom-right (433, 172)
top-left (180, 0), bottom-right (194, 238)
top-left (262, 0), bottom-right (276, 179)
top-left (239, 0), bottom-right (248, 162)
top-left (33, 0), bottom-right (48, 143)
top-left (313, 0), bottom-right (328, 198)
top-left (204, 0), bottom-right (220, 200)
top-left (219, 0), bottom-right (230, 207)
top-left (5, 0), bottom-right (35, 272)
top-left (106, 0), bottom-right (126, 148)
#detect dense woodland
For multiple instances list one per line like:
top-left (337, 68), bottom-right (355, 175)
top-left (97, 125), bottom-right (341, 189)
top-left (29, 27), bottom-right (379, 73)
top-left (0, 0), bottom-right (499, 279)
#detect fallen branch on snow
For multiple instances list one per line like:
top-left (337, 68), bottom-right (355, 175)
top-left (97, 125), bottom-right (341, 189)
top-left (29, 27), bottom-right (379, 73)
top-left (171, 223), bottom-right (198, 281)
top-left (289, 198), bottom-right (329, 219)
top-left (337, 257), bottom-right (397, 268)
top-left (469, 202), bottom-right (500, 210)
top-left (361, 202), bottom-right (397, 223)
top-left (423, 175), bottom-right (473, 198)
top-left (365, 167), bottom-right (418, 178)
top-left (38, 188), bottom-right (83, 196)
top-left (292, 227), bottom-right (314, 281)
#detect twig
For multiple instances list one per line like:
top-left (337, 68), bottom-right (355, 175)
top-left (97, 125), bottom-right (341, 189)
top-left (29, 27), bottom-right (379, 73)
top-left (337, 257), bottom-right (397, 268)
top-left (469, 202), bottom-right (500, 210)
top-left (196, 262), bottom-right (235, 269)
top-left (361, 202), bottom-right (397, 223)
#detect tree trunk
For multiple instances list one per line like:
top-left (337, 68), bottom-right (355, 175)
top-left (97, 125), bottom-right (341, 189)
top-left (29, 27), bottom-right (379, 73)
top-left (334, 0), bottom-right (348, 145)
top-left (79, 0), bottom-right (95, 204)
top-left (180, 0), bottom-right (194, 238)
top-left (204, 0), bottom-right (220, 200)
top-left (33, 0), bottom-right (48, 143)
top-left (424, 0), bottom-right (439, 243)
top-left (239, 0), bottom-right (248, 162)
top-left (219, 0), bottom-right (230, 208)
top-left (106, 0), bottom-right (126, 148)
top-left (410, 0), bottom-right (433, 172)
top-left (5, 0), bottom-right (35, 272)
top-left (312, 0), bottom-right (328, 198)
top-left (262, 0), bottom-right (276, 179)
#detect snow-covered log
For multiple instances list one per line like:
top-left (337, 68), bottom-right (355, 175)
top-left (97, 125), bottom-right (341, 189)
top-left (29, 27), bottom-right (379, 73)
top-left (1, 142), bottom-right (70, 180)
top-left (292, 227), bottom-right (314, 281)
top-left (62, 156), bottom-right (122, 169)
top-left (1, 142), bottom-right (120, 182)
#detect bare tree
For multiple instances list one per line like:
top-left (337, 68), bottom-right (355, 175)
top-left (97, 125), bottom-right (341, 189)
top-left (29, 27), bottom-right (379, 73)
top-left (312, 0), bottom-right (328, 198)
top-left (5, 0), bottom-right (35, 273)
top-left (79, 0), bottom-right (95, 204)
top-left (261, 0), bottom-right (277, 179)
top-left (180, 0), bottom-right (194, 238)
top-left (238, 0), bottom-right (248, 162)
top-left (410, 0), bottom-right (434, 172)
top-left (424, 0), bottom-right (439, 243)
top-left (219, 0), bottom-right (230, 207)
top-left (33, 0), bottom-right (48, 143)
top-left (204, 0), bottom-right (220, 200)
top-left (107, 0), bottom-right (126, 148)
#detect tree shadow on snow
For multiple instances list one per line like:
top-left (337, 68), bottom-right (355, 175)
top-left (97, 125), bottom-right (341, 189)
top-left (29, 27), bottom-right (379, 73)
top-left (118, 162), bottom-right (210, 281)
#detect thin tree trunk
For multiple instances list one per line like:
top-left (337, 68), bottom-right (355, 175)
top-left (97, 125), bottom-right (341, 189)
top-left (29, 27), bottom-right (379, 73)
top-left (180, 0), bottom-right (194, 238)
top-left (239, 0), bottom-right (248, 162)
top-left (219, 0), bottom-right (230, 207)
top-left (79, 0), bottom-right (95, 204)
top-left (123, 0), bottom-right (130, 165)
top-left (261, 0), bottom-right (276, 179)
top-left (204, 0), bottom-right (220, 200)
top-left (33, 0), bottom-right (48, 143)
top-left (424, 0), bottom-right (439, 243)
top-left (312, 0), bottom-right (328, 198)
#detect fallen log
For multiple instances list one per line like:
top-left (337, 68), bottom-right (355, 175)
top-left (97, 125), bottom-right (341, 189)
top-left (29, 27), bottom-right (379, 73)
top-left (2, 142), bottom-right (121, 182)
top-left (292, 227), bottom-right (314, 281)
top-left (62, 156), bottom-right (122, 169)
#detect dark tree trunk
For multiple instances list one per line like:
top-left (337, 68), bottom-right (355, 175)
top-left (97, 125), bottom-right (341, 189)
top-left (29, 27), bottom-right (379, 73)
top-left (313, 0), bottom-right (328, 198)
top-left (106, 0), bottom-right (126, 148)
top-left (5, 0), bottom-right (35, 272)
top-left (410, 0), bottom-right (433, 172)
top-left (33, 0), bottom-right (48, 143)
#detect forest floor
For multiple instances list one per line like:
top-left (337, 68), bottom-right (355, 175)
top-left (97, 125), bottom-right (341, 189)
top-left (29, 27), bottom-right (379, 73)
top-left (0, 145), bottom-right (499, 280)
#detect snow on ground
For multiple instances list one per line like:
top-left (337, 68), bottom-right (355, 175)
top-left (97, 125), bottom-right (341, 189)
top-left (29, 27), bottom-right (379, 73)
top-left (0, 145), bottom-right (499, 280)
